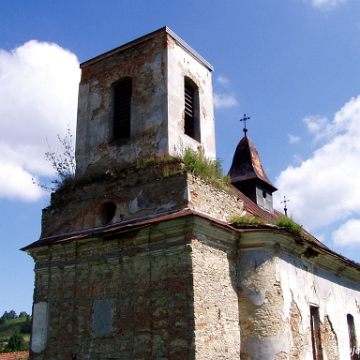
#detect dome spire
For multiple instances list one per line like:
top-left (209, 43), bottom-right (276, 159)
top-left (229, 116), bottom-right (277, 211)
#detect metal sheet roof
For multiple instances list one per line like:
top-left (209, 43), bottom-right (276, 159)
top-left (229, 136), bottom-right (277, 192)
top-left (80, 26), bottom-right (214, 71)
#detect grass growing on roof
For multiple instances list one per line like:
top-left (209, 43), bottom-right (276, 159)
top-left (275, 216), bottom-right (302, 234)
top-left (182, 148), bottom-right (230, 189)
top-left (230, 216), bottom-right (264, 225)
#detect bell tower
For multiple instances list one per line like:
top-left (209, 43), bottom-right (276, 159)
top-left (23, 28), bottom-right (244, 360)
top-left (75, 26), bottom-right (216, 177)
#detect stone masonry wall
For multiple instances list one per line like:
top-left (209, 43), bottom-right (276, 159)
top-left (41, 168), bottom-right (242, 238)
top-left (237, 248), bottom-right (289, 359)
top-left (191, 238), bottom-right (240, 359)
top-left (30, 215), bottom-right (246, 360)
top-left (31, 220), bottom-right (197, 360)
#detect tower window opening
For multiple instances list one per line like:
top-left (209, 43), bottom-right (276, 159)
top-left (184, 78), bottom-right (200, 142)
top-left (112, 77), bottom-right (132, 141)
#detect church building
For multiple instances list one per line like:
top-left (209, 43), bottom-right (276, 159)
top-left (22, 27), bottom-right (360, 360)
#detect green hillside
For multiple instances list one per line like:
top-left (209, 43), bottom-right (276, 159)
top-left (0, 312), bottom-right (31, 353)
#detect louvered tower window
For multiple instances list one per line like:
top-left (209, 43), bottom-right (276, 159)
top-left (184, 78), bottom-right (200, 142)
top-left (112, 77), bottom-right (132, 140)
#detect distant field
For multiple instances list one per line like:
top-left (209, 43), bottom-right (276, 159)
top-left (0, 317), bottom-right (31, 346)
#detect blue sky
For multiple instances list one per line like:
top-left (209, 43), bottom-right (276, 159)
top-left (1, 0), bottom-right (360, 315)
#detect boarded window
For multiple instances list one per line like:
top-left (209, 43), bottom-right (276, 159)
top-left (310, 306), bottom-right (323, 360)
top-left (184, 78), bottom-right (200, 142)
top-left (112, 77), bottom-right (132, 140)
top-left (31, 302), bottom-right (51, 353)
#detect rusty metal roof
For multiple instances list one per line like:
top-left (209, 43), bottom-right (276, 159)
top-left (228, 136), bottom-right (277, 192)
top-left (231, 185), bottom-right (281, 222)
top-left (80, 26), bottom-right (214, 71)
top-left (21, 193), bottom-right (360, 273)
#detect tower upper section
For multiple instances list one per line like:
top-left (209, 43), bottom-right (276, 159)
top-left (75, 27), bottom-right (216, 177)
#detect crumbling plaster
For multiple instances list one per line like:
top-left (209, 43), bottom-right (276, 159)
top-left (41, 168), bottom-right (242, 238)
top-left (28, 215), bottom-right (243, 360)
top-left (166, 36), bottom-right (215, 161)
top-left (76, 33), bottom-right (168, 177)
top-left (76, 31), bottom-right (215, 178)
top-left (28, 206), bottom-right (360, 359)
top-left (237, 232), bottom-right (360, 360)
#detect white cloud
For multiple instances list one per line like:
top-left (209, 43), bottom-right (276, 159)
top-left (303, 116), bottom-right (330, 142)
top-left (275, 95), bottom-right (360, 232)
top-left (288, 134), bottom-right (300, 144)
top-left (216, 76), bottom-right (230, 87)
top-left (214, 76), bottom-right (238, 109)
top-left (214, 93), bottom-right (238, 109)
top-left (332, 219), bottom-right (360, 246)
top-left (0, 40), bottom-right (80, 202)
top-left (310, 0), bottom-right (345, 10)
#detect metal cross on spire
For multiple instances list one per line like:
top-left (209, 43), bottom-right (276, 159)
top-left (240, 114), bottom-right (251, 137)
top-left (281, 196), bottom-right (290, 217)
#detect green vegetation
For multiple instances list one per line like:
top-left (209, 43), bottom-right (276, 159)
top-left (182, 148), bottom-right (230, 190)
top-left (1, 332), bottom-right (29, 352)
top-left (230, 215), bottom-right (303, 235)
top-left (0, 311), bottom-right (31, 353)
top-left (230, 215), bottom-right (264, 225)
top-left (33, 127), bottom-right (76, 192)
top-left (275, 215), bottom-right (303, 234)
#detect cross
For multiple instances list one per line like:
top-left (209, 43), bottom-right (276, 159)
top-left (281, 196), bottom-right (290, 217)
top-left (240, 114), bottom-right (251, 136)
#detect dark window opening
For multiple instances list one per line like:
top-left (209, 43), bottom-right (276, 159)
top-left (310, 306), bottom-right (323, 360)
top-left (184, 78), bottom-right (200, 142)
top-left (347, 314), bottom-right (359, 360)
top-left (100, 202), bottom-right (117, 225)
top-left (112, 77), bottom-right (132, 140)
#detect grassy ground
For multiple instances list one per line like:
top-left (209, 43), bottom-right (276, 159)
top-left (0, 317), bottom-right (30, 350)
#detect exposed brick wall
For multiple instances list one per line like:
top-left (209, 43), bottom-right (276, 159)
top-left (289, 298), bottom-right (304, 359)
top-left (30, 216), bottom-right (245, 360)
top-left (31, 222), bottom-right (196, 360)
top-left (322, 315), bottom-right (339, 360)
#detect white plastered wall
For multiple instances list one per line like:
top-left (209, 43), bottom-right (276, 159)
top-left (166, 36), bottom-right (216, 161)
top-left (278, 253), bottom-right (360, 359)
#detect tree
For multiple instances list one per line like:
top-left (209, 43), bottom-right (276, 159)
top-left (18, 311), bottom-right (29, 318)
top-left (20, 316), bottom-right (32, 334)
top-left (5, 332), bottom-right (29, 352)
top-left (0, 339), bottom-right (6, 353)
top-left (1, 310), bottom-right (17, 321)
top-left (33, 127), bottom-right (76, 192)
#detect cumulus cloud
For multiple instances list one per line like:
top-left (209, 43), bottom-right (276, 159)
top-left (214, 76), bottom-right (238, 109)
top-left (310, 0), bottom-right (345, 10)
top-left (0, 40), bottom-right (80, 201)
top-left (214, 93), bottom-right (238, 109)
top-left (275, 95), bottom-right (360, 232)
top-left (332, 219), bottom-right (360, 246)
top-left (288, 134), bottom-right (300, 144)
top-left (216, 76), bottom-right (230, 87)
